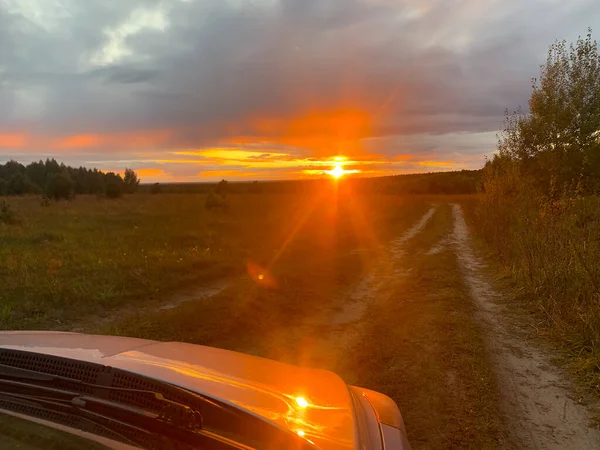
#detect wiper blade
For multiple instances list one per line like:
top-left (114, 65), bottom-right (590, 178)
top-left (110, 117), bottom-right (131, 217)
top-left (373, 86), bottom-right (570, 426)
top-left (0, 382), bottom-right (247, 449)
top-left (0, 350), bottom-right (316, 450)
top-left (0, 362), bottom-right (226, 414)
top-left (0, 377), bottom-right (203, 430)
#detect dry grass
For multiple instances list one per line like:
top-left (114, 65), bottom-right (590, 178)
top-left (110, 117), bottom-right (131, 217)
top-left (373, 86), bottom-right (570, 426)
top-left (462, 193), bottom-right (600, 396)
top-left (0, 188), bottom-right (429, 330)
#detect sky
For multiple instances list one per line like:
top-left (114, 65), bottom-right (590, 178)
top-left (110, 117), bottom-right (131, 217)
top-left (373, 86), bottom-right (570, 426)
top-left (0, 0), bottom-right (598, 182)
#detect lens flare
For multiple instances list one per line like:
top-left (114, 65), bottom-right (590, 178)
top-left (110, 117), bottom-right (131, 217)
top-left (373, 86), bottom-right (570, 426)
top-left (295, 396), bottom-right (309, 408)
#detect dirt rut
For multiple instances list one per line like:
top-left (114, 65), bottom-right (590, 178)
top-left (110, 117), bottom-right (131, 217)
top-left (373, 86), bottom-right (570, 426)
top-left (311, 207), bottom-right (436, 367)
top-left (452, 203), bottom-right (600, 449)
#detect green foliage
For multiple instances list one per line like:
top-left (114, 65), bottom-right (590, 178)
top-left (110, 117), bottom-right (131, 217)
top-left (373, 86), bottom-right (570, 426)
top-left (205, 191), bottom-right (229, 211)
top-left (0, 201), bottom-right (18, 225)
top-left (498, 29), bottom-right (600, 195)
top-left (46, 172), bottom-right (75, 200)
top-left (7, 173), bottom-right (35, 195)
top-left (105, 172), bottom-right (124, 198)
top-left (0, 159), bottom-right (123, 197)
top-left (477, 30), bottom-right (600, 388)
top-left (123, 168), bottom-right (140, 194)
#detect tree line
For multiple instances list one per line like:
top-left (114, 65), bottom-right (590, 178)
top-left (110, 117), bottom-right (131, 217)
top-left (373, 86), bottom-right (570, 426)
top-left (0, 159), bottom-right (139, 199)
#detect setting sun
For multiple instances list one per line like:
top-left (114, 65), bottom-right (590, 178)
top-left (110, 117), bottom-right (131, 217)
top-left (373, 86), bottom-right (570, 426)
top-left (328, 164), bottom-right (346, 179)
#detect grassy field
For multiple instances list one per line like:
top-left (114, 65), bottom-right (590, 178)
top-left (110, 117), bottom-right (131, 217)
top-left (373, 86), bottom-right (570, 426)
top-left (0, 190), bottom-right (505, 447)
top-left (0, 187), bottom-right (429, 331)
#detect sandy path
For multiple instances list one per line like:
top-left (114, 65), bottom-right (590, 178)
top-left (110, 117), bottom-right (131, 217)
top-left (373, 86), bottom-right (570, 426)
top-left (452, 203), bottom-right (600, 449)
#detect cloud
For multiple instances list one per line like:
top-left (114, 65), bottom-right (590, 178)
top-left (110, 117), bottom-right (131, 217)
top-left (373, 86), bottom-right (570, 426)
top-left (0, 0), bottom-right (598, 179)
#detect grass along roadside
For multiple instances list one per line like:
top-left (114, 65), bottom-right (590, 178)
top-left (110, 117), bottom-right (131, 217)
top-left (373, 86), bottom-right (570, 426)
top-left (339, 204), bottom-right (502, 449)
top-left (459, 197), bottom-right (600, 425)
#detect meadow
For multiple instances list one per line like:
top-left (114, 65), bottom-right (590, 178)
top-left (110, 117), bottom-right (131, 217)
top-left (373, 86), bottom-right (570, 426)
top-left (0, 186), bottom-right (430, 331)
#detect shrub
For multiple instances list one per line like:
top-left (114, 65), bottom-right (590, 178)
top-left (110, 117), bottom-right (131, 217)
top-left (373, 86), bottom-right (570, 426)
top-left (7, 173), bottom-right (35, 195)
top-left (0, 201), bottom-right (17, 225)
top-left (205, 191), bottom-right (229, 211)
top-left (105, 172), bottom-right (124, 198)
top-left (40, 195), bottom-right (51, 207)
top-left (46, 172), bottom-right (75, 200)
top-left (150, 182), bottom-right (162, 194)
top-left (215, 179), bottom-right (229, 196)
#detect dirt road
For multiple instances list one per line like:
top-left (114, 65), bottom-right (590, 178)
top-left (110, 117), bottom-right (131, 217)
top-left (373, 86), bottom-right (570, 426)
top-left (99, 203), bottom-right (600, 448)
top-left (307, 204), bottom-right (600, 448)
top-left (452, 204), bottom-right (600, 449)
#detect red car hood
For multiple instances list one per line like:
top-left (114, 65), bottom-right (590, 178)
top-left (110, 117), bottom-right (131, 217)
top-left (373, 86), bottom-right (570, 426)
top-left (0, 331), bottom-right (355, 449)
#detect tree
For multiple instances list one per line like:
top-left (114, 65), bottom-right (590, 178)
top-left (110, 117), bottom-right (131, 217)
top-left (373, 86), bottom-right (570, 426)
top-left (105, 172), bottom-right (124, 198)
top-left (0, 178), bottom-right (6, 196)
top-left (150, 182), bottom-right (162, 194)
top-left (123, 168), bottom-right (140, 193)
top-left (46, 172), bottom-right (75, 200)
top-left (499, 29), bottom-right (600, 194)
top-left (7, 173), bottom-right (33, 195)
top-left (215, 179), bottom-right (229, 195)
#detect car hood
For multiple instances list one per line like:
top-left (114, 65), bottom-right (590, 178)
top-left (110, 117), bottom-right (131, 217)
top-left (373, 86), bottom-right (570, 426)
top-left (0, 331), bottom-right (355, 449)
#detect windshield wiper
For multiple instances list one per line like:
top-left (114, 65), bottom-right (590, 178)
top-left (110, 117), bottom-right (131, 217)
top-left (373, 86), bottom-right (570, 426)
top-left (0, 356), bottom-right (316, 450)
top-left (0, 379), bottom-right (247, 449)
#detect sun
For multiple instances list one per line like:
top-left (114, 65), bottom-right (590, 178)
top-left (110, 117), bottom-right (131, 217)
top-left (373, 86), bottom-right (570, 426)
top-left (328, 163), bottom-right (345, 179)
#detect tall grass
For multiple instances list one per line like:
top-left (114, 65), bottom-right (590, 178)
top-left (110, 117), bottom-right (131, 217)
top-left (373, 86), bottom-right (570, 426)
top-left (469, 168), bottom-right (600, 390)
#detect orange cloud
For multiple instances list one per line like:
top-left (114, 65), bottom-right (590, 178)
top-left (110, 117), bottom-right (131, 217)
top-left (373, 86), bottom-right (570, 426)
top-left (52, 130), bottom-right (173, 149)
top-left (199, 169), bottom-right (282, 179)
top-left (243, 108), bottom-right (375, 156)
top-left (54, 134), bottom-right (102, 148)
top-left (0, 134), bottom-right (28, 148)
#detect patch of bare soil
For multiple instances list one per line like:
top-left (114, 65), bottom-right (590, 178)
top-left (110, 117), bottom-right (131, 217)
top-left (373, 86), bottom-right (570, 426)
top-left (70, 278), bottom-right (232, 333)
top-left (452, 203), bottom-right (600, 449)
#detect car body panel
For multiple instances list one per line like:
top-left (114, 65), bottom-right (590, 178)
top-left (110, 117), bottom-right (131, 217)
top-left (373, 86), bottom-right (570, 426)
top-left (0, 331), bottom-right (355, 450)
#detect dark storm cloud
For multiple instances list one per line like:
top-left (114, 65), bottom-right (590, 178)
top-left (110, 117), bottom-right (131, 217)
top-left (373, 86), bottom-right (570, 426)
top-left (0, 0), bottom-right (599, 166)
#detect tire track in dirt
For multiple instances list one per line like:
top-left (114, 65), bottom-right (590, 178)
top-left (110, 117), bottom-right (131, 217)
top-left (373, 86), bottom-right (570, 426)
top-left (70, 278), bottom-right (232, 332)
top-left (308, 207), bottom-right (437, 367)
top-left (452, 203), bottom-right (600, 449)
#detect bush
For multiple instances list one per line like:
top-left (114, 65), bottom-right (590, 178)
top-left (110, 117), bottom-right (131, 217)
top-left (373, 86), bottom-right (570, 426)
top-left (215, 179), bottom-right (229, 196)
top-left (105, 181), bottom-right (123, 198)
top-left (46, 172), bottom-right (75, 200)
top-left (0, 201), bottom-right (17, 225)
top-left (0, 178), bottom-right (6, 196)
top-left (150, 183), bottom-right (162, 194)
top-left (40, 195), bottom-right (51, 207)
top-left (205, 191), bottom-right (229, 211)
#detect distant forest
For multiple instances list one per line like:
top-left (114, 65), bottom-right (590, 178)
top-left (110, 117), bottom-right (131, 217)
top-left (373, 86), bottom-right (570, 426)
top-left (0, 158), bottom-right (482, 198)
top-left (0, 159), bottom-right (139, 199)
